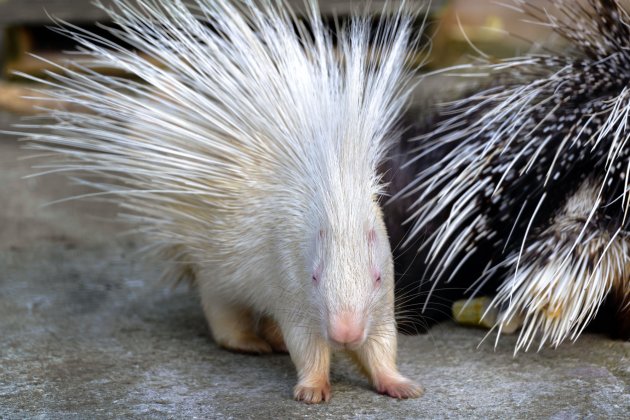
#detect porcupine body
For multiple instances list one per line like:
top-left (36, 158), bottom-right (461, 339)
top-left (18, 0), bottom-right (424, 402)
top-left (396, 0), bottom-right (630, 350)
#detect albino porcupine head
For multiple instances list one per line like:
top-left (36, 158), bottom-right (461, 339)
top-left (401, 0), bottom-right (630, 351)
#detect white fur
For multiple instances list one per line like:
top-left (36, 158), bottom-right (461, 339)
top-left (18, 0), bottom-right (422, 402)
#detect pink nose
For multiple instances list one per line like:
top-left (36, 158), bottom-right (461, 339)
top-left (328, 311), bottom-right (366, 347)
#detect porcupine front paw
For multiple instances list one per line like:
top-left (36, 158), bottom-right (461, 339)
top-left (293, 380), bottom-right (331, 404)
top-left (283, 322), bottom-right (332, 403)
top-left (350, 318), bottom-right (423, 399)
top-left (376, 374), bottom-right (424, 399)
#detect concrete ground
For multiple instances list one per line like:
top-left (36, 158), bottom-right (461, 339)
top-left (1, 110), bottom-right (628, 419)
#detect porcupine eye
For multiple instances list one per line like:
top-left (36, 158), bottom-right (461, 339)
top-left (372, 268), bottom-right (382, 287)
top-left (312, 264), bottom-right (322, 285)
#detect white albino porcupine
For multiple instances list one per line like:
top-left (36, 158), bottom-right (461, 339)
top-left (398, 0), bottom-right (630, 352)
top-left (15, 0), bottom-right (424, 402)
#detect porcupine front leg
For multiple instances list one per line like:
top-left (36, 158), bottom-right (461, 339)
top-left (281, 321), bottom-right (331, 403)
top-left (351, 318), bottom-right (424, 399)
top-left (200, 290), bottom-right (272, 354)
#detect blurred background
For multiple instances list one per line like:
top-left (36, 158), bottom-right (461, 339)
top-left (0, 0), bottom-right (561, 114)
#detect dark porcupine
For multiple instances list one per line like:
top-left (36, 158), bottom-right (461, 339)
top-left (382, 100), bottom-right (500, 335)
top-left (393, 0), bottom-right (630, 350)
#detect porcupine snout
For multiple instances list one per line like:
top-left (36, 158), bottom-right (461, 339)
top-left (327, 311), bottom-right (367, 348)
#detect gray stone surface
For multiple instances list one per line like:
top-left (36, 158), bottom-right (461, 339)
top-left (1, 111), bottom-right (629, 418)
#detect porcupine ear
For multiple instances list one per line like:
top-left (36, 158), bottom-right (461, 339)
top-left (397, 0), bottom-right (630, 348)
